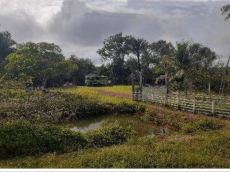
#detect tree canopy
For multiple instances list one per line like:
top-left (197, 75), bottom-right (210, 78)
top-left (4, 42), bottom-right (77, 87)
top-left (0, 31), bottom-right (16, 74)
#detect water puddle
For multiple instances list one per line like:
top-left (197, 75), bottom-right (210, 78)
top-left (65, 114), bottom-right (167, 137)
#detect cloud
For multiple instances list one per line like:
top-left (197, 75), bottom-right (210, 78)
top-left (49, 0), bottom-right (190, 46)
top-left (0, 0), bottom-right (63, 25)
top-left (0, 10), bottom-right (44, 43)
top-left (0, 0), bottom-right (230, 63)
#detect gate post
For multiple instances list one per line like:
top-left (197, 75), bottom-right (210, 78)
top-left (212, 101), bottom-right (215, 115)
top-left (193, 100), bottom-right (196, 113)
top-left (177, 95), bottom-right (180, 110)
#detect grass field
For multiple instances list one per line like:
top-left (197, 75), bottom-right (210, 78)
top-left (1, 86), bottom-right (230, 168)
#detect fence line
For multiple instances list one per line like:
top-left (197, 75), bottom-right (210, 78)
top-left (133, 90), bottom-right (230, 117)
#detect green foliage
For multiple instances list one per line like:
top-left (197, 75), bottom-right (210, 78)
top-left (97, 33), bottom-right (130, 84)
top-left (0, 121), bottom-right (87, 159)
top-left (0, 121), bottom-right (136, 160)
top-left (221, 4), bottom-right (230, 21)
top-left (182, 118), bottom-right (224, 134)
top-left (0, 88), bottom-right (142, 123)
top-left (86, 126), bottom-right (136, 148)
top-left (0, 31), bottom-right (16, 73)
top-left (4, 42), bottom-right (77, 87)
top-left (69, 55), bottom-right (96, 86)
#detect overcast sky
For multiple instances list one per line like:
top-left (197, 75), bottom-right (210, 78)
top-left (0, 0), bottom-right (229, 65)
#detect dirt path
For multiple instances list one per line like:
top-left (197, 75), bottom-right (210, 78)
top-left (93, 89), bottom-right (226, 122)
top-left (94, 89), bottom-right (132, 99)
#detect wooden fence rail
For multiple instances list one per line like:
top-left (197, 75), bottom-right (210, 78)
top-left (133, 90), bottom-right (230, 117)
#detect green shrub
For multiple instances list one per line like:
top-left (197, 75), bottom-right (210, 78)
top-left (0, 121), bottom-right (137, 159)
top-left (0, 121), bottom-right (87, 159)
top-left (182, 118), bottom-right (224, 134)
top-left (86, 126), bottom-right (136, 148)
top-left (0, 90), bottom-right (142, 123)
top-left (115, 102), bottom-right (137, 114)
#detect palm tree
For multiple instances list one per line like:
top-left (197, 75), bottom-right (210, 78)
top-left (126, 36), bottom-right (149, 93)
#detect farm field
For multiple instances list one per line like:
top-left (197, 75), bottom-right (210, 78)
top-left (1, 86), bottom-right (230, 168)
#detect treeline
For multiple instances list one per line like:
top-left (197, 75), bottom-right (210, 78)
top-left (0, 33), bottom-right (96, 88)
top-left (97, 33), bottom-right (230, 94)
top-left (0, 30), bottom-right (228, 94)
top-left (0, 4), bottom-right (229, 93)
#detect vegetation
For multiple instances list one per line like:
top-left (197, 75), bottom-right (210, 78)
top-left (0, 88), bottom-right (141, 123)
top-left (0, 120), bottom-right (135, 159)
top-left (0, 4), bottom-right (230, 169)
top-left (0, 86), bottom-right (229, 168)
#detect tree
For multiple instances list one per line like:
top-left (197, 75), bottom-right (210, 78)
top-left (97, 33), bottom-right (130, 84)
top-left (172, 40), bottom-right (217, 95)
top-left (221, 5), bottom-right (230, 21)
top-left (146, 40), bottom-right (176, 85)
top-left (0, 31), bottom-right (16, 73)
top-left (126, 36), bottom-right (149, 91)
top-left (149, 40), bottom-right (175, 65)
top-left (188, 43), bottom-right (217, 93)
top-left (155, 55), bottom-right (177, 95)
top-left (69, 55), bottom-right (96, 85)
top-left (4, 42), bottom-right (77, 87)
top-left (126, 36), bottom-right (149, 73)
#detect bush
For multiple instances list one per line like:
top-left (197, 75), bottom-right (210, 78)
top-left (0, 121), bottom-right (87, 159)
top-left (182, 118), bottom-right (224, 134)
top-left (86, 126), bottom-right (136, 148)
top-left (0, 90), bottom-right (143, 123)
top-left (0, 121), bottom-right (137, 159)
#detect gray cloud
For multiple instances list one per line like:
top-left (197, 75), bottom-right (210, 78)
top-left (0, 10), bottom-right (44, 43)
top-left (0, 0), bottom-right (230, 63)
top-left (49, 0), bottom-right (189, 47)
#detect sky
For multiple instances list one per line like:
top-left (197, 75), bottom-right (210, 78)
top-left (0, 0), bottom-right (229, 65)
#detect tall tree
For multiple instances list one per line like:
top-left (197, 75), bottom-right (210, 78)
top-left (4, 42), bottom-right (77, 87)
top-left (146, 40), bottom-right (176, 85)
top-left (97, 33), bottom-right (130, 84)
top-left (0, 31), bottom-right (16, 73)
top-left (126, 36), bottom-right (149, 91)
top-left (221, 5), bottom-right (230, 21)
top-left (188, 43), bottom-right (217, 93)
top-left (155, 55), bottom-right (177, 95)
top-left (149, 40), bottom-right (175, 65)
top-left (69, 55), bottom-right (96, 85)
top-left (126, 36), bottom-right (149, 73)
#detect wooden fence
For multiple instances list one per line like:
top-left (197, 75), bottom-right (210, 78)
top-left (133, 87), bottom-right (230, 117)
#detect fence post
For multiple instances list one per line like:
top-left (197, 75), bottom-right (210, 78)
top-left (212, 101), bottom-right (215, 115)
top-left (164, 95), bottom-right (167, 106)
top-left (152, 94), bottom-right (154, 101)
top-left (193, 100), bottom-right (196, 113)
top-left (177, 95), bottom-right (180, 110)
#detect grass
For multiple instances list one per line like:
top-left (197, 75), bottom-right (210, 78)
top-left (91, 85), bottom-right (132, 94)
top-left (1, 86), bottom-right (230, 168)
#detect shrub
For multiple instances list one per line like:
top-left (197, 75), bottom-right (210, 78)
top-left (182, 118), bottom-right (224, 134)
top-left (0, 90), bottom-right (143, 123)
top-left (86, 126), bottom-right (136, 148)
top-left (0, 121), bottom-right (137, 159)
top-left (0, 121), bottom-right (87, 159)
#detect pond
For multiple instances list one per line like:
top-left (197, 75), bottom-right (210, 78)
top-left (64, 114), bottom-right (169, 137)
